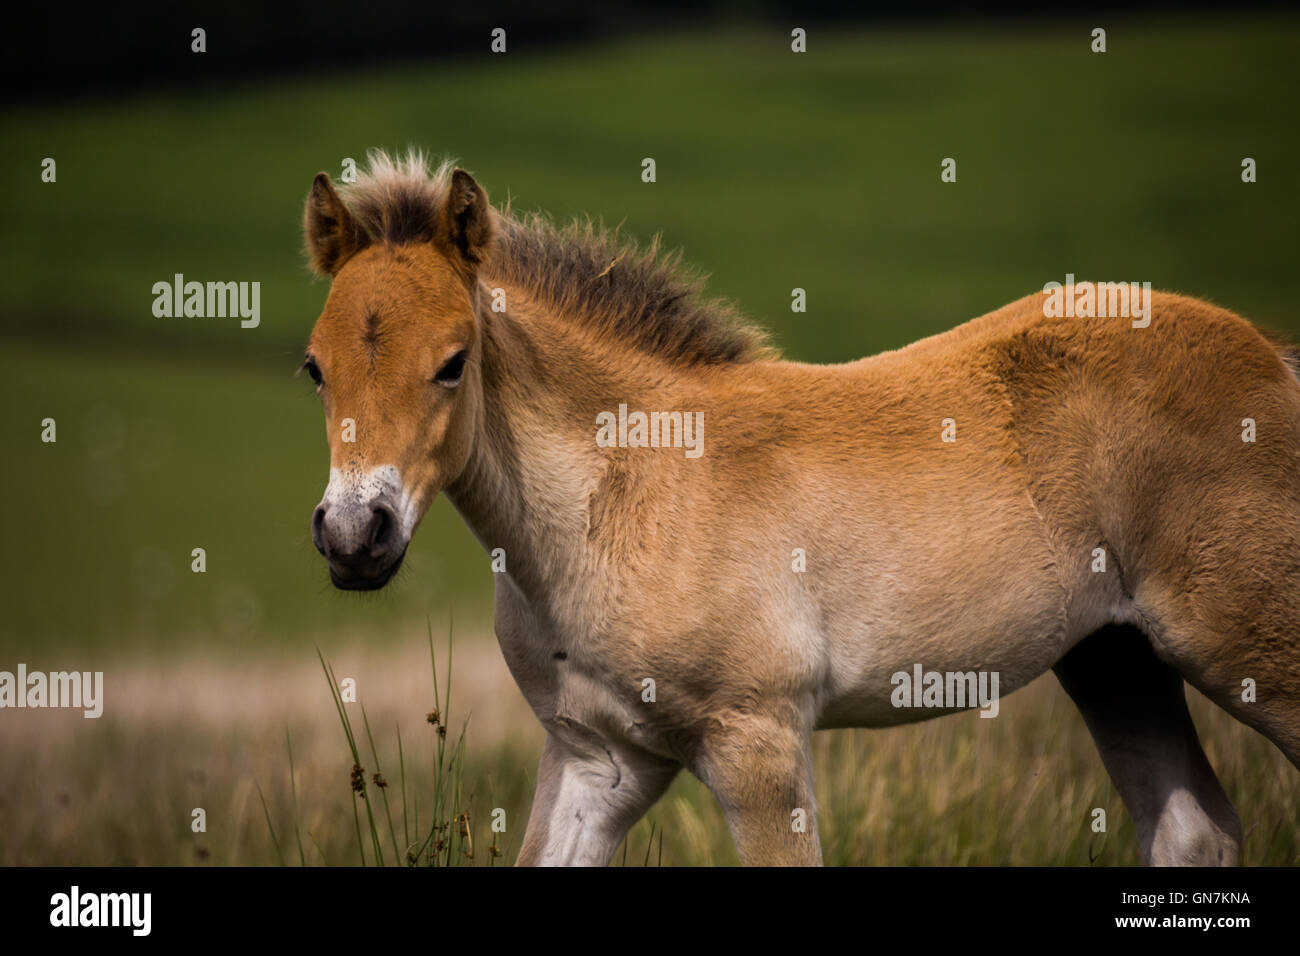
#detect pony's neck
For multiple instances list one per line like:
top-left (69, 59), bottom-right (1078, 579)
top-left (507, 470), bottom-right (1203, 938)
top-left (444, 290), bottom-right (644, 616)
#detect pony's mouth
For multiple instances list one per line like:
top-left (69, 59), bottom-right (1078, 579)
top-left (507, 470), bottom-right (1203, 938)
top-left (328, 548), bottom-right (406, 591)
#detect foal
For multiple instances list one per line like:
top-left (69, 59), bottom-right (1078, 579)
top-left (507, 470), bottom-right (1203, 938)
top-left (303, 151), bottom-right (1299, 866)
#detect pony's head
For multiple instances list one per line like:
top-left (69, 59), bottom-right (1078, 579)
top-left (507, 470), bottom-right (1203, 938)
top-left (302, 155), bottom-right (494, 590)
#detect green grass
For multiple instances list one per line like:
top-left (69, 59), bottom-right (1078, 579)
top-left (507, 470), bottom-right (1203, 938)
top-left (2, 16), bottom-right (1298, 655)
top-left (0, 338), bottom-right (488, 655)
top-left (2, 16), bottom-right (1298, 362)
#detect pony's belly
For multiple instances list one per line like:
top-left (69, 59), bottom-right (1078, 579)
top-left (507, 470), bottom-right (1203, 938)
top-left (817, 614), bottom-right (1069, 729)
top-left (812, 548), bottom-right (1073, 729)
top-left (790, 467), bottom-right (1081, 729)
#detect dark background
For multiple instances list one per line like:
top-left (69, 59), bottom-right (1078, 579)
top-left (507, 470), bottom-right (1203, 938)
top-left (10, 1), bottom-right (1289, 98)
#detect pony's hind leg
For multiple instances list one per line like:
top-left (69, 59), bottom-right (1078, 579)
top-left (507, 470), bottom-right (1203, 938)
top-left (1054, 625), bottom-right (1241, 866)
top-left (1132, 495), bottom-right (1300, 772)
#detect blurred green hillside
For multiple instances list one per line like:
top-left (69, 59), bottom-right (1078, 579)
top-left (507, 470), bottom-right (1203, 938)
top-left (1, 17), bottom-right (1297, 655)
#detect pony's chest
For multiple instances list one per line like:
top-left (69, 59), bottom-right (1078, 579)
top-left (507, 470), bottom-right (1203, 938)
top-left (494, 580), bottom-right (647, 733)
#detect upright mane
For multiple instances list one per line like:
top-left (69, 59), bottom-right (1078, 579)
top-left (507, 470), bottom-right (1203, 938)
top-left (337, 149), bottom-right (774, 367)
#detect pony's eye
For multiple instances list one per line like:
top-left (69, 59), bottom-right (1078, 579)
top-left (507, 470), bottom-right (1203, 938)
top-left (434, 350), bottom-right (467, 387)
top-left (303, 357), bottom-right (323, 387)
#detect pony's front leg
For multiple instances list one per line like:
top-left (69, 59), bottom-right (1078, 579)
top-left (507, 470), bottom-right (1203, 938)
top-left (695, 710), bottom-right (823, 866)
top-left (515, 733), bottom-right (679, 866)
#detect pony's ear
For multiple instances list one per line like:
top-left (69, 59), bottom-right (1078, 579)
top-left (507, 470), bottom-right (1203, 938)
top-left (304, 172), bottom-right (370, 276)
top-left (436, 168), bottom-right (494, 267)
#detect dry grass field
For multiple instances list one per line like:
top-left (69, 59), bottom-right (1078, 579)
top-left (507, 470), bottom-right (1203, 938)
top-left (3, 622), bottom-right (1294, 867)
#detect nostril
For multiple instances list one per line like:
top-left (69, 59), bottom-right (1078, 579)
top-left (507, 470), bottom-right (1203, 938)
top-left (367, 503), bottom-right (397, 555)
top-left (311, 506), bottom-right (330, 557)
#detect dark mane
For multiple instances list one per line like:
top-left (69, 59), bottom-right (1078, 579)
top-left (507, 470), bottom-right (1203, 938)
top-left (338, 150), bottom-right (774, 367)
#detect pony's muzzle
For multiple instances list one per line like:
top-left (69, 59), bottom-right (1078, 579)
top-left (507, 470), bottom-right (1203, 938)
top-left (312, 496), bottom-right (406, 590)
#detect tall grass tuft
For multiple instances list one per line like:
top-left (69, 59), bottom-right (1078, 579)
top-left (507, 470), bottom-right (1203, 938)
top-left (286, 619), bottom-right (482, 866)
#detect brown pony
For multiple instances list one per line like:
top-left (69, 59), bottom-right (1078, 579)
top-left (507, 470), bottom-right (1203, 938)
top-left (302, 150), bottom-right (1299, 866)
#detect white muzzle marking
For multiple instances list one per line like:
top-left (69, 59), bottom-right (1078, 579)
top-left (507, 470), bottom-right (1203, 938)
top-left (319, 465), bottom-right (419, 548)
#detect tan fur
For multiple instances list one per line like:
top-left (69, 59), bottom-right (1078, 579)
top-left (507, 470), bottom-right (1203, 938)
top-left (304, 152), bottom-right (1299, 866)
